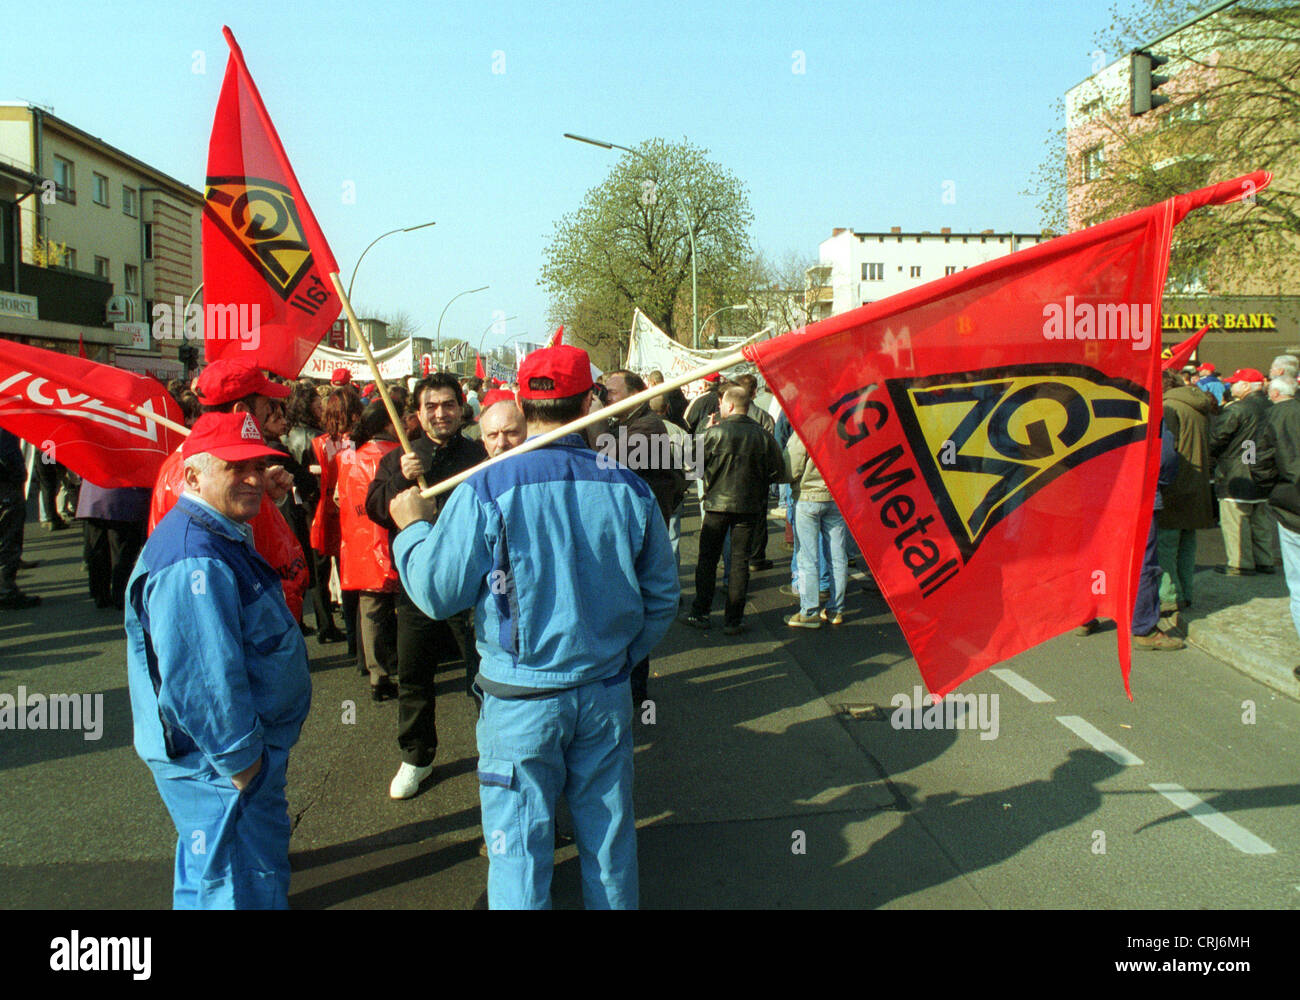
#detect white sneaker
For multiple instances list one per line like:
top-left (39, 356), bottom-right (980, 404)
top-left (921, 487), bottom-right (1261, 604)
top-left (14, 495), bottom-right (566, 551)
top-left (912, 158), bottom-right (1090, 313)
top-left (389, 762), bottom-right (433, 799)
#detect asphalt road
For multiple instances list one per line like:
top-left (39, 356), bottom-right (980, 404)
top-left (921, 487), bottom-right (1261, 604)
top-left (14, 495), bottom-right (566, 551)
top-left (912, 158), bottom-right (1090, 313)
top-left (1, 507), bottom-right (1297, 910)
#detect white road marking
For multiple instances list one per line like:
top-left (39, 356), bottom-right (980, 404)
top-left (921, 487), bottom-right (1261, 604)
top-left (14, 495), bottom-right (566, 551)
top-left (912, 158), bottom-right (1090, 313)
top-left (991, 668), bottom-right (1055, 703)
top-left (1150, 783), bottom-right (1277, 855)
top-left (1055, 715), bottom-right (1144, 765)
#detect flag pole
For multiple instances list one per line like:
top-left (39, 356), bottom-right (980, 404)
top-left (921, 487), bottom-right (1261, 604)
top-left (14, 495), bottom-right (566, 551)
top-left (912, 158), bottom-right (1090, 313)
top-left (130, 406), bottom-right (190, 437)
top-left (327, 272), bottom-right (428, 490)
top-left (420, 346), bottom-right (749, 499)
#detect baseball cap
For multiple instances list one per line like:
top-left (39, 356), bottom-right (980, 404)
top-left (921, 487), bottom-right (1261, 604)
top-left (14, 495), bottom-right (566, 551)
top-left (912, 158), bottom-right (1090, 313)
top-left (182, 412), bottom-right (284, 462)
top-left (196, 359), bottom-right (291, 405)
top-left (479, 388), bottom-right (518, 410)
top-left (703, 372), bottom-right (721, 383)
top-left (330, 368), bottom-right (352, 385)
top-left (517, 345), bottom-right (594, 399)
top-left (1223, 368), bottom-right (1266, 384)
top-left (1197, 362), bottom-right (1217, 374)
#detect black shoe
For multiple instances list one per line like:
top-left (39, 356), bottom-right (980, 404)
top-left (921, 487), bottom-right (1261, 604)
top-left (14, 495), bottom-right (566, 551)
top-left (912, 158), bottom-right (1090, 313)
top-left (749, 560), bottom-right (772, 571)
top-left (48, 519), bottom-right (69, 531)
top-left (1214, 566), bottom-right (1256, 576)
top-left (371, 678), bottom-right (398, 702)
top-left (1256, 566), bottom-right (1276, 575)
top-left (0, 591), bottom-right (41, 610)
top-left (317, 627), bottom-right (345, 644)
top-left (679, 613), bottom-right (711, 630)
top-left (17, 559), bottom-right (40, 571)
top-left (299, 622), bottom-right (316, 637)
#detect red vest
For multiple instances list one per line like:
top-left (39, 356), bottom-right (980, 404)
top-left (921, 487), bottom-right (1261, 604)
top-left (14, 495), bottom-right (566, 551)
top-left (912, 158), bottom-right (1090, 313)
top-left (148, 448), bottom-right (309, 622)
top-left (337, 439), bottom-right (400, 592)
top-left (309, 432), bottom-right (352, 558)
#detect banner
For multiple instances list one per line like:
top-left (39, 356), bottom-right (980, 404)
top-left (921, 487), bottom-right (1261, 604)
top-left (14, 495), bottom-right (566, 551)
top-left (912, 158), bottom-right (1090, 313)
top-left (748, 171), bottom-right (1269, 698)
top-left (626, 309), bottom-right (759, 393)
top-left (514, 341), bottom-right (545, 372)
top-left (0, 339), bottom-right (186, 488)
top-left (300, 338), bottom-right (414, 383)
top-left (203, 26), bottom-right (341, 378)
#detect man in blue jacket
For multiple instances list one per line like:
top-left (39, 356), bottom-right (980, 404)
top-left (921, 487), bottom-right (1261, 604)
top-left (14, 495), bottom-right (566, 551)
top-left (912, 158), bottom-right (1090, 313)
top-left (125, 412), bottom-right (311, 909)
top-left (389, 345), bottom-right (678, 909)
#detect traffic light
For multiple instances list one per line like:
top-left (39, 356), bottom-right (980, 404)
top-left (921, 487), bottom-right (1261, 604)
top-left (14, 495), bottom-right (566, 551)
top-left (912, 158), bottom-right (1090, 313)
top-left (1130, 49), bottom-right (1169, 115)
top-left (177, 343), bottom-right (198, 373)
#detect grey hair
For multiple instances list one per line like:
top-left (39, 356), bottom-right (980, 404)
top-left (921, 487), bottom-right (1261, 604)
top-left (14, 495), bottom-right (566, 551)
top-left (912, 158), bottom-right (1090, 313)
top-left (1269, 376), bottom-right (1297, 399)
top-left (183, 451), bottom-right (220, 477)
top-left (1270, 355), bottom-right (1299, 377)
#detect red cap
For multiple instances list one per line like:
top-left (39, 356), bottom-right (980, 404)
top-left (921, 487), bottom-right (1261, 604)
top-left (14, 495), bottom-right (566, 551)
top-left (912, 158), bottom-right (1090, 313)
top-left (1197, 363), bottom-right (1216, 374)
top-left (196, 359), bottom-right (291, 405)
top-left (517, 345), bottom-right (594, 399)
top-left (182, 412), bottom-right (283, 462)
top-left (479, 389), bottom-right (518, 410)
top-left (363, 382), bottom-right (376, 396)
top-left (330, 368), bottom-right (352, 385)
top-left (1223, 368), bottom-right (1266, 384)
top-left (703, 372), bottom-right (721, 383)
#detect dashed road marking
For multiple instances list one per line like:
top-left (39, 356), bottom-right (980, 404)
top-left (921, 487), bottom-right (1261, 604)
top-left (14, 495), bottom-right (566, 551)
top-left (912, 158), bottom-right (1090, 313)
top-left (1055, 715), bottom-right (1143, 765)
top-left (991, 668), bottom-right (1055, 703)
top-left (1150, 783), bottom-right (1277, 855)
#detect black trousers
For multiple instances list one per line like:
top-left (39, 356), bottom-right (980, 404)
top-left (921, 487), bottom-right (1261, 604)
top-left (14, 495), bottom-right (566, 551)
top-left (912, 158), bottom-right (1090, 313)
top-left (0, 486), bottom-right (24, 596)
top-left (394, 588), bottom-right (475, 766)
top-left (358, 591), bottom-right (399, 681)
top-left (747, 510), bottom-right (769, 564)
top-left (310, 549), bottom-right (337, 633)
top-left (693, 511), bottom-right (756, 627)
top-left (82, 518), bottom-right (145, 609)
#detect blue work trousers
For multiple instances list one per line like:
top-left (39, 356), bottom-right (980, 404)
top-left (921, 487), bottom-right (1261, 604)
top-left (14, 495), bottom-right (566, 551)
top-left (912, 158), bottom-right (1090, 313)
top-left (153, 744), bottom-right (293, 909)
top-left (476, 676), bottom-right (637, 909)
top-left (796, 500), bottom-right (849, 616)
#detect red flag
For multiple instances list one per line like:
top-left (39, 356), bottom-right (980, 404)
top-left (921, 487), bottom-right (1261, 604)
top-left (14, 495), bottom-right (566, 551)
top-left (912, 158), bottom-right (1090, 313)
top-left (203, 26), bottom-right (340, 378)
top-left (0, 338), bottom-right (186, 488)
top-left (475, 351), bottom-right (486, 379)
top-left (547, 325), bottom-right (564, 349)
top-left (1161, 325), bottom-right (1210, 371)
top-left (77, 334), bottom-right (87, 359)
top-left (749, 171), bottom-right (1269, 698)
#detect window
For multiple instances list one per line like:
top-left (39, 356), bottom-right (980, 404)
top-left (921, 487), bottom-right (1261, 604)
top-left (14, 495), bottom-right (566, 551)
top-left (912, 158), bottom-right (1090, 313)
top-left (944, 266), bottom-right (958, 276)
top-left (1081, 98), bottom-right (1103, 118)
top-left (94, 256), bottom-right (109, 279)
top-left (1083, 145), bottom-right (1106, 183)
top-left (53, 156), bottom-right (75, 203)
top-left (62, 247), bottom-right (77, 270)
top-left (93, 173), bottom-right (109, 206)
top-left (143, 223), bottom-right (154, 260)
top-left (122, 186), bottom-right (137, 217)
top-left (909, 266), bottom-right (921, 278)
top-left (862, 262), bottom-right (884, 281)
top-left (124, 263), bottom-right (139, 293)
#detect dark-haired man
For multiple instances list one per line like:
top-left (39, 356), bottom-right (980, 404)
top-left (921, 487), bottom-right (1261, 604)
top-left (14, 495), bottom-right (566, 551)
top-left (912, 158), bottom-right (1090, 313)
top-left (388, 345), bottom-right (677, 909)
top-left (365, 373), bottom-right (487, 799)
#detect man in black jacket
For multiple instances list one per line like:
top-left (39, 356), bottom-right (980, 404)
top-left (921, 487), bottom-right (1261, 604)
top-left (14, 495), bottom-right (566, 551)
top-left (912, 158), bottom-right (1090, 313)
top-left (1209, 369), bottom-right (1277, 575)
top-left (1251, 377), bottom-right (1300, 652)
top-left (0, 429), bottom-right (39, 610)
top-left (364, 373), bottom-right (487, 799)
top-left (683, 387), bottom-right (787, 635)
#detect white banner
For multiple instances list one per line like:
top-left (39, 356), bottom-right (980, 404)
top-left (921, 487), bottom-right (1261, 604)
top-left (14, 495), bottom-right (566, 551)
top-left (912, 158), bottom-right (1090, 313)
top-left (625, 309), bottom-right (762, 396)
top-left (299, 338), bottom-right (413, 382)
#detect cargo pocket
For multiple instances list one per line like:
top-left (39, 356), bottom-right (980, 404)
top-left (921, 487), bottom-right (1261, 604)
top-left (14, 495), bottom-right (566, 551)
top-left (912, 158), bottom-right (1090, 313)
top-left (477, 757), bottom-right (513, 789)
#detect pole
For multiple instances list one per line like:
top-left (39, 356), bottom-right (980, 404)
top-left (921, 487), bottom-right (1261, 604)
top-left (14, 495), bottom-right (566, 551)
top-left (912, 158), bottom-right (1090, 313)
top-left (436, 285), bottom-right (489, 356)
top-left (130, 405), bottom-right (190, 437)
top-left (328, 271), bottom-right (428, 490)
top-left (420, 347), bottom-right (747, 499)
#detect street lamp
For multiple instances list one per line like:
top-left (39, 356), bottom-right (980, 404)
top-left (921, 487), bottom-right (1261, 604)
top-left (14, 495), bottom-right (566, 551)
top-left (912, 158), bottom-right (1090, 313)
top-left (478, 315), bottom-right (519, 360)
top-left (700, 303), bottom-right (748, 348)
top-left (436, 285), bottom-right (490, 357)
top-left (347, 220), bottom-right (436, 300)
top-left (564, 132), bottom-right (700, 349)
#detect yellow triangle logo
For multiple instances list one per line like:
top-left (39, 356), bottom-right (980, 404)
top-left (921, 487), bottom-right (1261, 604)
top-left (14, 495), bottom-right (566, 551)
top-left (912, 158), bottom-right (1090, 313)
top-left (204, 176), bottom-right (314, 299)
top-left (888, 364), bottom-right (1149, 559)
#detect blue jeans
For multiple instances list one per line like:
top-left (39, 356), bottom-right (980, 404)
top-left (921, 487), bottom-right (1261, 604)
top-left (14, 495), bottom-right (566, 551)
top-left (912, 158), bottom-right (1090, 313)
top-left (795, 500), bottom-right (848, 615)
top-left (787, 492), bottom-right (832, 591)
top-left (667, 502), bottom-right (682, 581)
top-left (1278, 523), bottom-right (1300, 642)
top-left (476, 677), bottom-right (637, 909)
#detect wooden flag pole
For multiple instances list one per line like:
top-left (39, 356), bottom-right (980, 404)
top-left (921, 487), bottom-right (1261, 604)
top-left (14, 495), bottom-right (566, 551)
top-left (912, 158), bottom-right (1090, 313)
top-left (327, 272), bottom-right (428, 490)
top-left (131, 406), bottom-right (190, 437)
top-left (420, 346), bottom-right (749, 499)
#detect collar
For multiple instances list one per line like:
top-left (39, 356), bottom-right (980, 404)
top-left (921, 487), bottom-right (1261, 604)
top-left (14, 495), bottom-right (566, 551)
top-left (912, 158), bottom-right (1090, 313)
top-left (177, 493), bottom-right (256, 545)
top-left (523, 431), bottom-right (589, 449)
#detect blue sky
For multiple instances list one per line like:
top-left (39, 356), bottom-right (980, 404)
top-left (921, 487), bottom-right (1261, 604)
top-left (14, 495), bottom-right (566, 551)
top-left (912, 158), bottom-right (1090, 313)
top-left (5, 0), bottom-right (1142, 353)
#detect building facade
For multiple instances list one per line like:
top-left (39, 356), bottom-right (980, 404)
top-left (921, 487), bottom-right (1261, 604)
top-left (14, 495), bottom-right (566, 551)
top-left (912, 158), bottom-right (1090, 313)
top-left (809, 226), bottom-right (1051, 322)
top-left (0, 103), bottom-right (202, 379)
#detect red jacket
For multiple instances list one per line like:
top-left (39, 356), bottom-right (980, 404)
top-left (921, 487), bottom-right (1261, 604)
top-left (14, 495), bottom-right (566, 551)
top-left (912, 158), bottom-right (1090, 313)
top-left (338, 438), bottom-right (400, 592)
top-left (309, 433), bottom-right (351, 559)
top-left (148, 448), bottom-right (309, 622)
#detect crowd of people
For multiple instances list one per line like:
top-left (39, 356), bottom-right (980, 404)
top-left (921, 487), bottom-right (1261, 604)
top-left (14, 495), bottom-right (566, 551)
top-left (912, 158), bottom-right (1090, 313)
top-left (4, 342), bottom-right (1300, 910)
